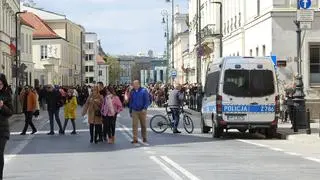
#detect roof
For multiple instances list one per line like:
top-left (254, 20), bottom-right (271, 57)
top-left (20, 18), bottom-right (34, 29)
top-left (20, 12), bottom-right (59, 38)
top-left (97, 55), bottom-right (106, 65)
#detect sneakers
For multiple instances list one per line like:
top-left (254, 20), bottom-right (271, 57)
top-left (71, 131), bottom-right (77, 135)
top-left (131, 140), bottom-right (138, 144)
top-left (31, 130), bottom-right (37, 135)
top-left (47, 132), bottom-right (55, 135)
top-left (173, 129), bottom-right (181, 134)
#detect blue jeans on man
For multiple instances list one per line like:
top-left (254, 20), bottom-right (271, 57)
top-left (170, 108), bottom-right (181, 133)
top-left (48, 109), bottom-right (63, 134)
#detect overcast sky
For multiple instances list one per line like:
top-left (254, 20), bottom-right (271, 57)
top-left (33, 0), bottom-right (188, 56)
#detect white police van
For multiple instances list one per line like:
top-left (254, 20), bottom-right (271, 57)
top-left (201, 57), bottom-right (279, 138)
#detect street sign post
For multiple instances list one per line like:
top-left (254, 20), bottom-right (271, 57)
top-left (297, 9), bottom-right (314, 22)
top-left (171, 69), bottom-right (177, 78)
top-left (299, 0), bottom-right (311, 9)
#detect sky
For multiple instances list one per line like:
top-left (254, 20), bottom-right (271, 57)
top-left (32, 0), bottom-right (188, 56)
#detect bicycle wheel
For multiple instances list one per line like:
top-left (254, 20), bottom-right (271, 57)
top-left (150, 115), bottom-right (169, 134)
top-left (183, 115), bottom-right (194, 134)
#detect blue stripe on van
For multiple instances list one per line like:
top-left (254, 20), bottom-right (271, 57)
top-left (223, 105), bottom-right (275, 113)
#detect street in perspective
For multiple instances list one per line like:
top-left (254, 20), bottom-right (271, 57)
top-left (1, 0), bottom-right (320, 180)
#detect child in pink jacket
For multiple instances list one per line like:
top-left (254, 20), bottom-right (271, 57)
top-left (101, 87), bottom-right (123, 144)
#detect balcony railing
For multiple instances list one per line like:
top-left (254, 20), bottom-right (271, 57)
top-left (200, 24), bottom-right (218, 40)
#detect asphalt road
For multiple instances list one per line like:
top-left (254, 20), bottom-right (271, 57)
top-left (3, 107), bottom-right (320, 180)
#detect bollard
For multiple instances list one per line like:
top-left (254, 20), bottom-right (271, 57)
top-left (306, 109), bottom-right (311, 135)
top-left (292, 107), bottom-right (298, 132)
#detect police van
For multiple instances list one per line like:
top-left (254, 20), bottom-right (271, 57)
top-left (201, 57), bottom-right (279, 138)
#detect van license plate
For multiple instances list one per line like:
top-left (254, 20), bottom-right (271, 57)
top-left (227, 115), bottom-right (245, 121)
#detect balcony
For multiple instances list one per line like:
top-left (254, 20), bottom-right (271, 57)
top-left (200, 24), bottom-right (219, 43)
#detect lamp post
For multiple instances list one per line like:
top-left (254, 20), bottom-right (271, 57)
top-left (14, 11), bottom-right (25, 113)
top-left (161, 9), bottom-right (170, 83)
top-left (196, 0), bottom-right (202, 84)
top-left (211, 1), bottom-right (223, 57)
top-left (165, 0), bottom-right (175, 70)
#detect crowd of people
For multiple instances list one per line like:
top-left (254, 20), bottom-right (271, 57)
top-left (0, 72), bottom-right (204, 179)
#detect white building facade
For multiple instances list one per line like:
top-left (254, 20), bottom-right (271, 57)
top-left (20, 21), bottom-right (34, 86)
top-left (0, 0), bottom-right (19, 86)
top-left (173, 9), bottom-right (189, 84)
top-left (21, 5), bottom-right (85, 85)
top-left (84, 32), bottom-right (98, 85)
top-left (189, 0), bottom-right (320, 117)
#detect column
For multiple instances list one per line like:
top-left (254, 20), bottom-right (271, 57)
top-left (163, 67), bottom-right (167, 84)
top-left (150, 70), bottom-right (154, 83)
top-left (157, 69), bottom-right (161, 83)
top-left (144, 70), bottom-right (148, 85)
top-left (140, 70), bottom-right (144, 85)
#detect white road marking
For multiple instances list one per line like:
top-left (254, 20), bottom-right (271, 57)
top-left (304, 157), bottom-right (320, 163)
top-left (237, 139), bottom-right (269, 148)
top-left (146, 151), bottom-right (157, 155)
top-left (161, 156), bottom-right (200, 180)
top-left (5, 120), bottom-right (49, 162)
top-left (238, 139), bottom-right (320, 164)
top-left (284, 152), bottom-right (302, 156)
top-left (117, 122), bottom-right (150, 146)
top-left (269, 147), bottom-right (283, 152)
top-left (149, 156), bottom-right (183, 180)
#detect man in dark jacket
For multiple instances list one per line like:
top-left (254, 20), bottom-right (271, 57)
top-left (0, 73), bottom-right (13, 179)
top-left (46, 85), bottom-right (64, 135)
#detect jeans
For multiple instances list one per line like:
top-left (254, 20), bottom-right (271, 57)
top-left (0, 138), bottom-right (7, 179)
top-left (48, 109), bottom-right (63, 133)
top-left (22, 111), bottom-right (37, 133)
top-left (170, 108), bottom-right (180, 129)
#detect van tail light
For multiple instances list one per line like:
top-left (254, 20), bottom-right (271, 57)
top-left (275, 95), bottom-right (280, 114)
top-left (216, 95), bottom-right (223, 114)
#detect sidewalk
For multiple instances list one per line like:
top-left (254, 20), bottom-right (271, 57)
top-left (277, 122), bottom-right (320, 143)
top-left (9, 113), bottom-right (24, 125)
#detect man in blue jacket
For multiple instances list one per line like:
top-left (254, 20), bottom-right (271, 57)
top-left (129, 80), bottom-right (150, 144)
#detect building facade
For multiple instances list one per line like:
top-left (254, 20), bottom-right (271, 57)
top-left (0, 0), bottom-right (20, 86)
top-left (95, 55), bottom-right (109, 86)
top-left (21, 5), bottom-right (85, 86)
top-left (188, 0), bottom-right (320, 117)
top-left (84, 32), bottom-right (98, 85)
top-left (20, 18), bottom-right (34, 86)
top-left (118, 55), bottom-right (135, 84)
top-left (173, 9), bottom-right (189, 84)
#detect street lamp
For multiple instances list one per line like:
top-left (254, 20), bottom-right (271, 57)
top-left (165, 0), bottom-right (175, 70)
top-left (161, 9), bottom-right (170, 83)
top-left (14, 11), bottom-right (26, 113)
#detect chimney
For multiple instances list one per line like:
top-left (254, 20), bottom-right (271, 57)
top-left (175, 5), bottom-right (180, 14)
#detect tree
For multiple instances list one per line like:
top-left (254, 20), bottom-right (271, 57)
top-left (103, 55), bottom-right (120, 85)
top-left (21, 0), bottom-right (36, 7)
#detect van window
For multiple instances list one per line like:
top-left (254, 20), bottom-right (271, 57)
top-left (223, 69), bottom-right (275, 97)
top-left (205, 71), bottom-right (220, 96)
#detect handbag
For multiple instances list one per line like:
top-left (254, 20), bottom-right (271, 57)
top-left (95, 110), bottom-right (101, 117)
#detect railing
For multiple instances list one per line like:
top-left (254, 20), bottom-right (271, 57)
top-left (200, 24), bottom-right (217, 40)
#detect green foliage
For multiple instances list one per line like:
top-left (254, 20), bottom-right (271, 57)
top-left (103, 55), bottom-right (120, 85)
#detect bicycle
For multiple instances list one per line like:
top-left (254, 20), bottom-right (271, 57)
top-left (149, 104), bottom-right (194, 134)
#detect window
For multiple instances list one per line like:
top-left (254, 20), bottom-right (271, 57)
top-left (85, 77), bottom-right (89, 83)
top-left (223, 70), bottom-right (275, 97)
top-left (25, 34), bottom-right (28, 53)
top-left (21, 33), bottom-right (24, 53)
top-left (41, 45), bottom-right (48, 59)
top-left (239, 13), bottom-right (241, 27)
top-left (89, 77), bottom-right (94, 83)
top-left (88, 43), bottom-right (94, 50)
top-left (262, 45), bottom-right (266, 56)
top-left (227, 20), bottom-right (230, 33)
top-left (98, 70), bottom-right (102, 76)
top-left (205, 71), bottom-right (220, 96)
top-left (234, 16), bottom-right (237, 29)
top-left (310, 45), bottom-right (320, 84)
top-left (89, 66), bottom-right (94, 72)
top-left (237, 52), bottom-right (240, 56)
top-left (231, 18), bottom-right (233, 31)
top-left (256, 47), bottom-right (259, 56)
top-left (250, 49), bottom-right (253, 56)
top-left (86, 54), bottom-right (93, 61)
top-left (85, 66), bottom-right (89, 72)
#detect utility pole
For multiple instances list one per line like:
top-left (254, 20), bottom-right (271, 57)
top-left (161, 10), bottom-right (170, 83)
top-left (171, 0), bottom-right (175, 69)
top-left (15, 11), bottom-right (24, 113)
top-left (80, 31), bottom-right (84, 86)
top-left (196, 0), bottom-right (202, 84)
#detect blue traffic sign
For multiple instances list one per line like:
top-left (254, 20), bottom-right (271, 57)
top-left (299, 0), bottom-right (312, 9)
top-left (171, 70), bottom-right (177, 77)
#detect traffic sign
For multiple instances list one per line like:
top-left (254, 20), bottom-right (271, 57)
top-left (297, 9), bottom-right (314, 22)
top-left (300, 21), bottom-right (312, 29)
top-left (299, 0), bottom-right (312, 9)
top-left (171, 69), bottom-right (177, 77)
